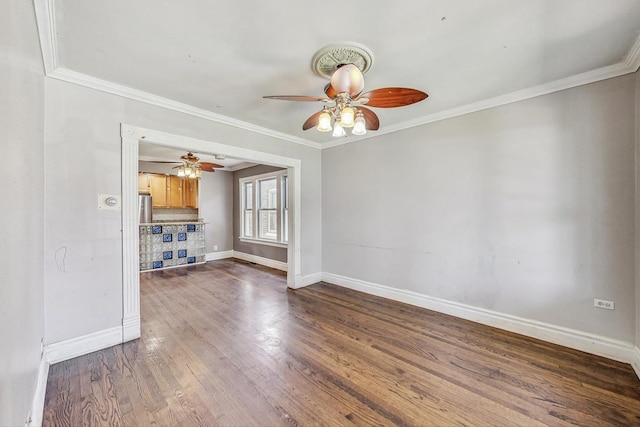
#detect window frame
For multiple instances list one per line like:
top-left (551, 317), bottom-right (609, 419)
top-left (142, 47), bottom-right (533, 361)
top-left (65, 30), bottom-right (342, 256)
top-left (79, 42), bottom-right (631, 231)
top-left (239, 170), bottom-right (288, 247)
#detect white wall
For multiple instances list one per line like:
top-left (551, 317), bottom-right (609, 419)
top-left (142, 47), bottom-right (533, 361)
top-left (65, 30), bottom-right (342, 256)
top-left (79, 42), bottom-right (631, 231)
top-left (0, 0), bottom-right (45, 425)
top-left (44, 78), bottom-right (322, 345)
top-left (323, 74), bottom-right (636, 343)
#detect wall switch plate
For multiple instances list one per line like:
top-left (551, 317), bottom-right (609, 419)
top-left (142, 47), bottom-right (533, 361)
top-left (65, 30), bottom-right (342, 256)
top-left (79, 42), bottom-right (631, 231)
top-left (594, 299), bottom-right (614, 310)
top-left (98, 194), bottom-right (121, 210)
top-left (213, 245), bottom-right (218, 251)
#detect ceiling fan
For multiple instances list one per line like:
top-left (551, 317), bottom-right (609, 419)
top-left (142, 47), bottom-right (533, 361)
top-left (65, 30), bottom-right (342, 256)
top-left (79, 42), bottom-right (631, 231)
top-left (263, 44), bottom-right (428, 137)
top-left (148, 152), bottom-right (223, 178)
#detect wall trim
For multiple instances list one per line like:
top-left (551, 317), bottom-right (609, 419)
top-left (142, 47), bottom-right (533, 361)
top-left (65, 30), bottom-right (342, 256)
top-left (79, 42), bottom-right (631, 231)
top-left (232, 251), bottom-right (288, 272)
top-left (45, 326), bottom-right (123, 365)
top-left (321, 272), bottom-right (638, 368)
top-left (206, 250), bottom-right (234, 261)
top-left (632, 347), bottom-right (640, 379)
top-left (28, 356), bottom-right (49, 427)
top-left (300, 272), bottom-right (323, 288)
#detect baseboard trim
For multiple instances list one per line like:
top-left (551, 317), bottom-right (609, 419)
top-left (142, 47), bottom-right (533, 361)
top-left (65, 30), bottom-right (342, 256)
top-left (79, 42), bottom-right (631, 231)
top-left (122, 315), bottom-right (141, 342)
top-left (321, 272), bottom-right (637, 367)
top-left (206, 250), bottom-right (234, 261)
top-left (232, 251), bottom-right (288, 271)
top-left (632, 347), bottom-right (640, 379)
top-left (28, 355), bottom-right (49, 427)
top-left (45, 326), bottom-right (123, 365)
top-left (300, 272), bottom-right (322, 288)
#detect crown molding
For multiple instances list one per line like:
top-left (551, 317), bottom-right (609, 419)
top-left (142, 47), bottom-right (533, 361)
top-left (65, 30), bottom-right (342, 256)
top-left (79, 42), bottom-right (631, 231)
top-left (49, 67), bottom-right (323, 150)
top-left (34, 0), bottom-right (640, 151)
top-left (33, 0), bottom-right (59, 74)
top-left (625, 31), bottom-right (640, 71)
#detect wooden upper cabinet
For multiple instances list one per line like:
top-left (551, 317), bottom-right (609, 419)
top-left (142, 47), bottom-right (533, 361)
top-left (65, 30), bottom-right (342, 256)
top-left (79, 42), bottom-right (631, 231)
top-left (149, 174), bottom-right (167, 207)
top-left (185, 178), bottom-right (198, 208)
top-left (140, 172), bottom-right (199, 209)
top-left (138, 173), bottom-right (151, 194)
top-left (168, 175), bottom-right (184, 208)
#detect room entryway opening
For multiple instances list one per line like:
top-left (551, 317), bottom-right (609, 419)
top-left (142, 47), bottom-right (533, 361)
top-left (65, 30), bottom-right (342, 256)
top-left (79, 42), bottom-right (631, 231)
top-left (120, 124), bottom-right (302, 342)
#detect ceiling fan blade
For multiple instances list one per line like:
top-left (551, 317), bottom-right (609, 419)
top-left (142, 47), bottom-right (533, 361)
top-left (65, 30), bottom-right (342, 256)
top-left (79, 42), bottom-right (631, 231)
top-left (199, 162), bottom-right (224, 172)
top-left (358, 88), bottom-right (428, 108)
top-left (263, 95), bottom-right (328, 102)
top-left (302, 111), bottom-right (322, 130)
top-left (358, 107), bottom-right (380, 130)
top-left (148, 160), bottom-right (181, 164)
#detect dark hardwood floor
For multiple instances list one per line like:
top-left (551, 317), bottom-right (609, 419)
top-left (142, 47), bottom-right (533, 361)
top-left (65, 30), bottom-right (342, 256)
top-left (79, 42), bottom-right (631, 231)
top-left (43, 259), bottom-right (640, 426)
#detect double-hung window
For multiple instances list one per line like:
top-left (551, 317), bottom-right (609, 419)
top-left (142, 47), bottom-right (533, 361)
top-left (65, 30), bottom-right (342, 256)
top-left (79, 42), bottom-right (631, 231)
top-left (240, 170), bottom-right (288, 246)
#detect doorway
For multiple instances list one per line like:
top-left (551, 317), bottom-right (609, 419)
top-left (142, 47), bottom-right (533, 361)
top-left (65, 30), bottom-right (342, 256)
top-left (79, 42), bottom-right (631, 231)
top-left (121, 124), bottom-right (301, 342)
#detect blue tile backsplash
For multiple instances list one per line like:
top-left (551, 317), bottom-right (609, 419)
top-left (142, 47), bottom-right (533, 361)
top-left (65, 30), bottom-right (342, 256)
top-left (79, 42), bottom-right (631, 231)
top-left (139, 222), bottom-right (205, 271)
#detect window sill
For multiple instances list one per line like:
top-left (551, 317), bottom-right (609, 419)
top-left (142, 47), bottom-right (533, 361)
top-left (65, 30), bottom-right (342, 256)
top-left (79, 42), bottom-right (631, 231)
top-left (239, 238), bottom-right (288, 248)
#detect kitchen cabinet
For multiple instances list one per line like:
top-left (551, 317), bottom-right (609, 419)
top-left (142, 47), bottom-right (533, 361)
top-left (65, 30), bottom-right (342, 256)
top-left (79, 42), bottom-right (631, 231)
top-left (168, 175), bottom-right (184, 208)
top-left (149, 174), bottom-right (168, 208)
top-left (185, 178), bottom-right (198, 208)
top-left (138, 173), bottom-right (151, 194)
top-left (141, 172), bottom-right (199, 208)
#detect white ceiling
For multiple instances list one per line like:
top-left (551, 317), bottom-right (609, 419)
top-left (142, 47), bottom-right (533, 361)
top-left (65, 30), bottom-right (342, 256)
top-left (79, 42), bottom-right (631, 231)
top-left (138, 143), bottom-right (255, 171)
top-left (36, 0), bottom-right (640, 150)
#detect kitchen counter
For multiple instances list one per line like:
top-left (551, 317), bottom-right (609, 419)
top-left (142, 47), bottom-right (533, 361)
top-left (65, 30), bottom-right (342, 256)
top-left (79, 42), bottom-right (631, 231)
top-left (140, 220), bottom-right (205, 225)
top-left (139, 221), bottom-right (206, 271)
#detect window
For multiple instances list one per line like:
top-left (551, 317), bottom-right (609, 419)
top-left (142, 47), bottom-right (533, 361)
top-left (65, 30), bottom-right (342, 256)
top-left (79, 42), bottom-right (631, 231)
top-left (240, 170), bottom-right (288, 246)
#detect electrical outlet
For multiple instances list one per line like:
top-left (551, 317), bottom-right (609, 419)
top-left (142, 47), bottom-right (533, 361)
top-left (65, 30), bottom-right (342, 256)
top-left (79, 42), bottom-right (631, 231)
top-left (594, 299), bottom-right (614, 310)
top-left (213, 245), bottom-right (218, 251)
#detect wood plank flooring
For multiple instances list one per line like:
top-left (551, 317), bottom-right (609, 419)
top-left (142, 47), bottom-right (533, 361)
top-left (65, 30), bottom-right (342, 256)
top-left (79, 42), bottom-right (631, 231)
top-left (43, 259), bottom-right (640, 426)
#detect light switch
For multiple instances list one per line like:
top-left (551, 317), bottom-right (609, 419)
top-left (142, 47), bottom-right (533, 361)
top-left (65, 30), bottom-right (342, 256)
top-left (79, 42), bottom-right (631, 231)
top-left (98, 193), bottom-right (121, 210)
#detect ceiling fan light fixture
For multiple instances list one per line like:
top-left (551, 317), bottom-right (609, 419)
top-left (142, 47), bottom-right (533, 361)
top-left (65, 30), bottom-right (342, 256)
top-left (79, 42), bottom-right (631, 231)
top-left (332, 121), bottom-right (346, 137)
top-left (340, 106), bottom-right (355, 128)
top-left (352, 112), bottom-right (367, 135)
top-left (177, 166), bottom-right (186, 177)
top-left (317, 110), bottom-right (332, 132)
top-left (330, 64), bottom-right (365, 97)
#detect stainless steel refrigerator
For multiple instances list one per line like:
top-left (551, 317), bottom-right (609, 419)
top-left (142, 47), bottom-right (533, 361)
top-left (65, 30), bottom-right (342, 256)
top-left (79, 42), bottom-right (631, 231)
top-left (139, 193), bottom-right (152, 223)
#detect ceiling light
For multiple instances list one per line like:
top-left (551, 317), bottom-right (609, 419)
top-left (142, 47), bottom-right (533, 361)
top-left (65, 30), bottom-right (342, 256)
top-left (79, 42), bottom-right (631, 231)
top-left (340, 106), bottom-right (355, 128)
top-left (352, 112), bottom-right (367, 135)
top-left (315, 101), bottom-right (367, 137)
top-left (332, 121), bottom-right (346, 137)
top-left (317, 108), bottom-right (332, 132)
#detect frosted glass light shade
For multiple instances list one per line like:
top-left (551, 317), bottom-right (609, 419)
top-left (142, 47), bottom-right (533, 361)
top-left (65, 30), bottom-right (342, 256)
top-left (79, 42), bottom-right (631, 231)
top-left (352, 114), bottom-right (367, 135)
top-left (332, 122), bottom-right (346, 137)
top-left (340, 106), bottom-right (355, 127)
top-left (317, 111), bottom-right (332, 132)
top-left (330, 64), bottom-right (364, 97)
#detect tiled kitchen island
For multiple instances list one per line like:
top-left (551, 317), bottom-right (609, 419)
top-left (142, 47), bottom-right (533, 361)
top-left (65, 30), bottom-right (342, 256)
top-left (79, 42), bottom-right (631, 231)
top-left (139, 222), bottom-right (206, 271)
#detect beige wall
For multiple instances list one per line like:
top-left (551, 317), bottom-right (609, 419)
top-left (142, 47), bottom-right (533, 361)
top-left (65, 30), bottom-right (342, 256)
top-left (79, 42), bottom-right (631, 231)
top-left (323, 74), bottom-right (636, 343)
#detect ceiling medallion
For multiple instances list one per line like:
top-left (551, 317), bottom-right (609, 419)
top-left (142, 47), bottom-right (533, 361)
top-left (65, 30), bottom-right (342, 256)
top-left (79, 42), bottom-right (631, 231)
top-left (311, 42), bottom-right (374, 79)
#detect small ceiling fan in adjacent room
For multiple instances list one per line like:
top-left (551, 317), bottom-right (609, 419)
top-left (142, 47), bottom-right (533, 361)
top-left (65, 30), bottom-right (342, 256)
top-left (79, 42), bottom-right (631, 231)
top-left (147, 152), bottom-right (224, 178)
top-left (263, 43), bottom-right (428, 137)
